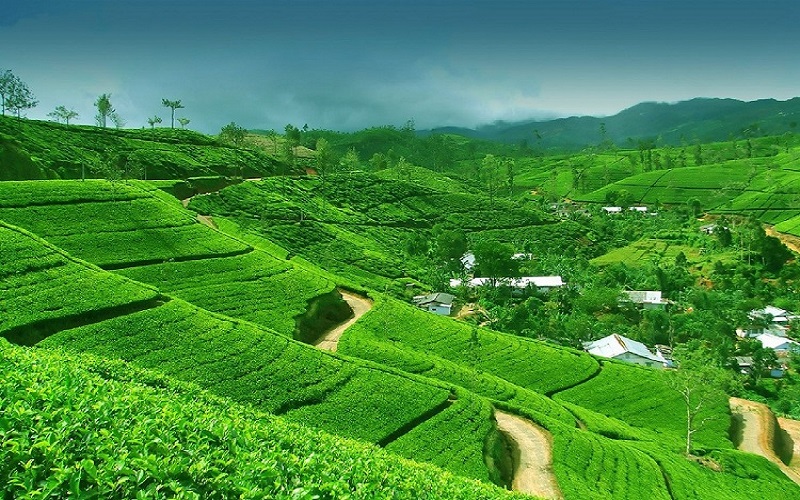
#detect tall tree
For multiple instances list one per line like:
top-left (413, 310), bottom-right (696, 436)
top-left (47, 105), bottom-right (79, 125)
top-left (3, 72), bottom-right (37, 118)
top-left (315, 137), bottom-right (333, 181)
top-left (94, 93), bottom-right (114, 128)
top-left (664, 345), bottom-right (735, 455)
top-left (0, 70), bottom-right (13, 115)
top-left (161, 99), bottom-right (184, 128)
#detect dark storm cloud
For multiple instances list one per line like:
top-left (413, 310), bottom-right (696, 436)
top-left (2, 0), bottom-right (798, 133)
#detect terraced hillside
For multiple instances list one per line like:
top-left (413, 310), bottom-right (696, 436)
top-left (0, 114), bottom-right (281, 180)
top-left (0, 340), bottom-right (527, 499)
top-left (187, 173), bottom-right (557, 291)
top-left (0, 219), bottom-right (503, 483)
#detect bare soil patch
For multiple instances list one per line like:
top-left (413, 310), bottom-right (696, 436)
top-left (314, 290), bottom-right (372, 352)
top-left (730, 397), bottom-right (800, 485)
top-left (494, 410), bottom-right (563, 499)
top-left (766, 225), bottom-right (800, 255)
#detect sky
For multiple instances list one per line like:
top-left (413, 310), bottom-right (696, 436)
top-left (1, 0), bottom-right (798, 134)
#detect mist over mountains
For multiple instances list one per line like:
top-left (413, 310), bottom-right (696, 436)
top-left (427, 97), bottom-right (800, 151)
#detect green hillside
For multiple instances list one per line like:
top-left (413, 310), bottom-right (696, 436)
top-left (0, 340), bottom-right (527, 499)
top-left (0, 114), bottom-right (281, 180)
top-left (3, 118), bottom-right (800, 499)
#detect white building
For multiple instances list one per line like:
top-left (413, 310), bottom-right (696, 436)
top-left (755, 333), bottom-right (800, 354)
top-left (583, 334), bottom-right (670, 369)
top-left (450, 276), bottom-right (564, 293)
top-left (412, 293), bottom-right (455, 316)
top-left (737, 306), bottom-right (798, 338)
top-left (622, 290), bottom-right (669, 310)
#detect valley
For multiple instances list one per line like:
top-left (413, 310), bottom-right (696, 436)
top-left (3, 108), bottom-right (800, 499)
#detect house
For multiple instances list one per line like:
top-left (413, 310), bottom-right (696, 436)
top-left (629, 206), bottom-right (648, 213)
top-left (622, 290), bottom-right (670, 310)
top-left (412, 293), bottom-right (455, 316)
top-left (755, 333), bottom-right (800, 354)
top-left (460, 252), bottom-right (476, 271)
top-left (450, 276), bottom-right (564, 293)
top-left (583, 334), bottom-right (669, 368)
top-left (602, 206), bottom-right (623, 214)
top-left (700, 224), bottom-right (717, 235)
top-left (734, 356), bottom-right (753, 374)
top-left (737, 306), bottom-right (798, 338)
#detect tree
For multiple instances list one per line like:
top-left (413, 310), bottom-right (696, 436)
top-left (482, 154), bottom-right (500, 207)
top-left (3, 72), bottom-right (37, 118)
top-left (340, 147), bottom-right (360, 173)
top-left (94, 93), bottom-right (114, 128)
top-left (0, 70), bottom-right (13, 115)
top-left (687, 198), bottom-right (702, 218)
top-left (177, 117), bottom-right (190, 129)
top-left (473, 240), bottom-right (519, 285)
top-left (47, 105), bottom-right (79, 125)
top-left (161, 98), bottom-right (184, 128)
top-left (110, 112), bottom-right (125, 129)
top-left (435, 229), bottom-right (468, 263)
top-left (220, 122), bottom-right (247, 146)
top-left (505, 158), bottom-right (515, 196)
top-left (147, 116), bottom-right (163, 129)
top-left (664, 345), bottom-right (736, 455)
top-left (315, 137), bottom-right (333, 181)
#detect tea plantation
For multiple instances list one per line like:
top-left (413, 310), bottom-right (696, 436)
top-left (4, 120), bottom-right (800, 498)
top-left (0, 340), bottom-right (530, 499)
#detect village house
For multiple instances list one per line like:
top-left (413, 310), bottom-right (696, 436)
top-left (602, 206), bottom-right (623, 214)
top-left (754, 333), bottom-right (800, 355)
top-left (450, 276), bottom-right (564, 293)
top-left (412, 293), bottom-right (455, 316)
top-left (737, 305), bottom-right (798, 338)
top-left (621, 290), bottom-right (670, 310)
top-left (583, 334), bottom-right (670, 369)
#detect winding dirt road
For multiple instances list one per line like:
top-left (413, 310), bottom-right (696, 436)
top-left (730, 397), bottom-right (800, 485)
top-left (494, 410), bottom-right (563, 499)
top-left (314, 290), bottom-right (372, 352)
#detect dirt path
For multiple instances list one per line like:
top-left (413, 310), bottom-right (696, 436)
top-left (766, 225), bottom-right (800, 255)
top-left (196, 214), bottom-right (217, 229)
top-left (730, 397), bottom-right (800, 485)
top-left (314, 290), bottom-right (373, 352)
top-left (494, 410), bottom-right (563, 499)
top-left (778, 417), bottom-right (800, 472)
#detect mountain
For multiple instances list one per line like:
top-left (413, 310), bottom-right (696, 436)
top-left (428, 97), bottom-right (800, 151)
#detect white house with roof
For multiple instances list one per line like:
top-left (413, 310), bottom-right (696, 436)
top-left (450, 276), bottom-right (564, 293)
top-left (622, 290), bottom-right (670, 310)
top-left (755, 333), bottom-right (800, 354)
top-left (412, 293), bottom-right (455, 316)
top-left (602, 206), bottom-right (623, 214)
top-left (737, 306), bottom-right (798, 338)
top-left (583, 334), bottom-right (670, 368)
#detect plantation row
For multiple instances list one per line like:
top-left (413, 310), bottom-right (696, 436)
top-left (555, 361), bottom-right (732, 451)
top-left (0, 181), bottom-right (251, 268)
top-left (341, 298), bottom-right (600, 395)
top-left (117, 252), bottom-right (335, 337)
top-left (0, 115), bottom-right (279, 180)
top-left (41, 299), bottom-right (460, 445)
top-left (0, 222), bottom-right (159, 341)
top-left (339, 334), bottom-right (576, 425)
top-left (191, 175), bottom-right (547, 230)
top-left (0, 340), bottom-right (525, 499)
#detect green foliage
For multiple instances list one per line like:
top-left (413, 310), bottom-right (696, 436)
top-left (0, 114), bottom-right (277, 179)
top-left (556, 361), bottom-right (732, 452)
top-left (0, 340), bottom-right (524, 499)
top-left (0, 181), bottom-right (250, 267)
top-left (117, 251), bottom-right (335, 336)
top-left (386, 390), bottom-right (498, 482)
top-left (0, 222), bottom-right (159, 341)
top-left (340, 297), bottom-right (599, 396)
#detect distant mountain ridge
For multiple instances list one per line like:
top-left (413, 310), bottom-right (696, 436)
top-left (428, 97), bottom-right (800, 151)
